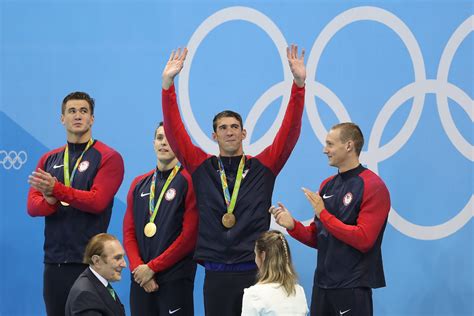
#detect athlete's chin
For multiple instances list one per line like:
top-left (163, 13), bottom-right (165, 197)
top-left (157, 153), bottom-right (174, 160)
top-left (70, 127), bottom-right (90, 135)
top-left (220, 145), bottom-right (241, 156)
top-left (328, 160), bottom-right (337, 167)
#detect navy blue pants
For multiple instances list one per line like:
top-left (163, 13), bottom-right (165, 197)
top-left (43, 263), bottom-right (88, 316)
top-left (130, 276), bottom-right (195, 316)
top-left (311, 286), bottom-right (373, 316)
top-left (203, 269), bottom-right (257, 316)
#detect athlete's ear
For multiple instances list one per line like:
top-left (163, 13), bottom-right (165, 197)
top-left (212, 132), bottom-right (218, 142)
top-left (60, 114), bottom-right (65, 126)
top-left (346, 140), bottom-right (353, 152)
top-left (242, 128), bottom-right (247, 140)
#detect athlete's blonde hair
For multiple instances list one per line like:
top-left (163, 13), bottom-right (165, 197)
top-left (331, 122), bottom-right (364, 156)
top-left (255, 230), bottom-right (298, 296)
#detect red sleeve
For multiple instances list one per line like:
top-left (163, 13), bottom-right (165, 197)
top-left (256, 82), bottom-right (305, 175)
top-left (123, 175), bottom-right (146, 271)
top-left (147, 170), bottom-right (198, 273)
top-left (52, 145), bottom-right (125, 214)
top-left (27, 153), bottom-right (59, 216)
top-left (162, 84), bottom-right (209, 174)
top-left (285, 176), bottom-right (334, 249)
top-left (287, 219), bottom-right (318, 249)
top-left (319, 172), bottom-right (391, 253)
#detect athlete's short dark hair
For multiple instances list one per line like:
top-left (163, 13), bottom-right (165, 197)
top-left (155, 121), bottom-right (164, 139)
top-left (331, 122), bottom-right (364, 156)
top-left (212, 110), bottom-right (243, 132)
top-left (62, 91), bottom-right (95, 115)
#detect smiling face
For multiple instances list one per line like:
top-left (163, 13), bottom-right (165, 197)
top-left (212, 116), bottom-right (246, 156)
top-left (323, 128), bottom-right (350, 169)
top-left (154, 125), bottom-right (177, 165)
top-left (61, 99), bottom-right (94, 143)
top-left (92, 239), bottom-right (126, 283)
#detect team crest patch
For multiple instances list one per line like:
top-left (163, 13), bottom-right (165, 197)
top-left (343, 192), bottom-right (353, 206)
top-left (165, 188), bottom-right (176, 201)
top-left (78, 161), bottom-right (90, 172)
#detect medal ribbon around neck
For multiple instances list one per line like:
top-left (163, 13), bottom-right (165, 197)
top-left (63, 138), bottom-right (94, 187)
top-left (217, 155), bottom-right (245, 215)
top-left (148, 165), bottom-right (180, 223)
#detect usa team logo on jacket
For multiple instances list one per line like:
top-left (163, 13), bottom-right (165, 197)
top-left (165, 188), bottom-right (176, 201)
top-left (343, 192), bottom-right (353, 206)
top-left (78, 161), bottom-right (89, 172)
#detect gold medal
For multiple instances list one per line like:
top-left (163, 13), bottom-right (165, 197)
top-left (222, 213), bottom-right (236, 228)
top-left (60, 201), bottom-right (70, 207)
top-left (144, 222), bottom-right (157, 237)
top-left (218, 156), bottom-right (244, 230)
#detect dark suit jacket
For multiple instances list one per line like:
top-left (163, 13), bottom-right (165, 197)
top-left (65, 267), bottom-right (125, 316)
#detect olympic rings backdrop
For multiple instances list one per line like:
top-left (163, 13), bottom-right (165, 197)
top-left (1, 1), bottom-right (472, 315)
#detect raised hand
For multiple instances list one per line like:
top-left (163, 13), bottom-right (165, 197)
top-left (287, 44), bottom-right (306, 88)
top-left (302, 188), bottom-right (324, 218)
top-left (269, 202), bottom-right (295, 230)
top-left (162, 48), bottom-right (188, 89)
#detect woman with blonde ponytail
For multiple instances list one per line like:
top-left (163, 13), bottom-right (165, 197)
top-left (241, 230), bottom-right (308, 315)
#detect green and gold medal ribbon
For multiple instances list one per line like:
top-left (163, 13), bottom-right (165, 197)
top-left (63, 138), bottom-right (94, 187)
top-left (217, 155), bottom-right (245, 217)
top-left (148, 164), bottom-right (180, 222)
top-left (61, 138), bottom-right (94, 206)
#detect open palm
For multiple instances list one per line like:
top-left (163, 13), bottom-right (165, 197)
top-left (162, 48), bottom-right (188, 89)
top-left (287, 44), bottom-right (306, 87)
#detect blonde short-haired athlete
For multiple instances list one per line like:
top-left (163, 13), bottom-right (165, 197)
top-left (271, 123), bottom-right (391, 316)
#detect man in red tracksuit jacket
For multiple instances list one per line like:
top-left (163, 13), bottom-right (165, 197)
top-left (123, 122), bottom-right (198, 315)
top-left (271, 122), bottom-right (391, 316)
top-left (27, 91), bottom-right (124, 316)
top-left (161, 45), bottom-right (306, 316)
